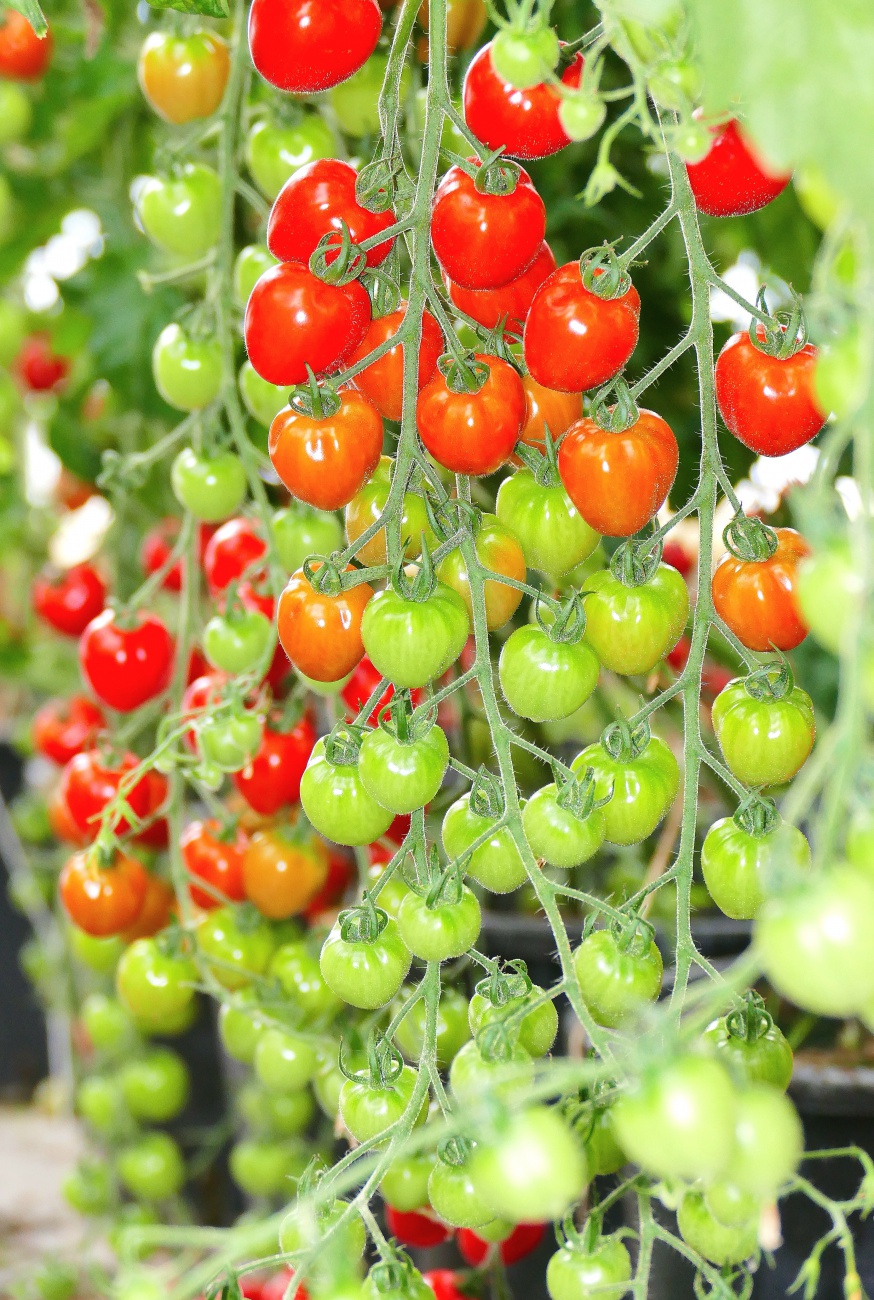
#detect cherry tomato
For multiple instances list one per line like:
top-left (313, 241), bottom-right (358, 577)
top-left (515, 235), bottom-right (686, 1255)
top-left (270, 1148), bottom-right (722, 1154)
top-left (428, 1151), bottom-right (494, 1230)
top-left (381, 1151), bottom-right (434, 1211)
top-left (32, 695), bottom-right (104, 766)
top-left (122, 869), bottom-right (174, 939)
top-left (359, 721), bottom-right (449, 815)
top-left (471, 1106), bottom-right (587, 1224)
top-left (386, 1209), bottom-right (452, 1251)
top-left (234, 244), bottom-right (276, 303)
top-left (442, 793), bottom-right (527, 893)
top-left (137, 31), bottom-right (230, 124)
top-left (267, 158), bottom-right (396, 269)
top-left (572, 734), bottom-right (680, 845)
top-left (558, 408), bottom-right (678, 537)
top-left (204, 517), bottom-right (267, 593)
top-left (546, 1235), bottom-right (632, 1300)
top-left (245, 261), bottom-right (371, 387)
top-left (140, 518), bottom-right (184, 591)
top-left (450, 1039), bottom-right (533, 1109)
top-left (32, 563), bottom-right (106, 637)
top-left (522, 781), bottom-right (605, 869)
top-left (116, 936), bottom-right (198, 1031)
top-left (340, 1064), bottom-right (424, 1142)
top-left (330, 52), bottom-right (410, 137)
top-left (219, 994), bottom-right (268, 1064)
top-left (345, 457), bottom-right (437, 566)
top-left (80, 608), bottom-right (173, 713)
top-left (269, 388), bottom-right (383, 511)
top-left (677, 1192), bottom-right (757, 1267)
top-left (417, 353), bottom-right (525, 477)
top-left (430, 160), bottom-right (545, 291)
top-left (152, 323), bottom-right (222, 411)
top-left (458, 1222), bottom-right (545, 1268)
top-left (701, 815), bottom-right (811, 920)
top-left (199, 708), bottom-right (263, 774)
top-left (712, 676), bottom-right (815, 787)
top-left (15, 333), bottom-right (69, 391)
top-left (495, 464), bottom-right (600, 577)
top-left (80, 991), bottom-right (134, 1053)
top-left (320, 908), bottom-right (411, 1009)
top-left (248, 0), bottom-right (381, 94)
top-left (274, 504), bottom-right (342, 574)
top-left (277, 566), bottom-right (372, 683)
top-left (685, 117), bottom-right (790, 217)
top-left (397, 884), bottom-right (481, 961)
top-left (233, 714), bottom-right (316, 815)
top-left (727, 1084), bottom-right (802, 1198)
top-left (468, 978), bottom-right (558, 1057)
top-left (197, 904), bottom-right (274, 991)
top-left (348, 305), bottom-right (444, 422)
top-left (716, 327), bottom-right (825, 457)
top-left (500, 624), bottom-right (600, 722)
top-left (60, 749), bottom-right (153, 840)
top-left (463, 44), bottom-right (584, 161)
top-left (419, 0), bottom-right (487, 50)
top-left (240, 1081), bottom-right (316, 1137)
top-left (136, 165), bottom-right (222, 259)
top-left (270, 940), bottom-right (342, 1021)
top-left (262, 1272), bottom-right (308, 1300)
top-left (254, 1025), bottom-right (319, 1092)
top-left (572, 924), bottom-right (663, 1027)
top-left (171, 447), bottom-right (247, 522)
top-left (393, 984), bottom-right (472, 1068)
top-left (203, 606), bottom-right (273, 675)
top-left (243, 827), bottom-right (328, 919)
top-left (794, 544), bottom-right (862, 656)
top-left (702, 1002), bottom-right (794, 1092)
top-left (301, 736), bottom-right (395, 846)
top-left (180, 819), bottom-right (246, 911)
top-left (247, 115), bottom-right (337, 201)
top-left (443, 242), bottom-right (556, 334)
top-left (59, 848), bottom-right (149, 937)
top-left (0, 10), bottom-right (52, 80)
top-left (583, 562), bottom-right (689, 676)
top-left (361, 581), bottom-right (469, 689)
top-left (438, 514), bottom-right (527, 631)
top-left (519, 375), bottom-right (583, 453)
top-left (713, 529), bottom-right (812, 654)
top-left (117, 1132), bottom-right (185, 1202)
top-left (525, 263), bottom-right (640, 393)
top-left (120, 1048), bottom-right (189, 1123)
top-left (229, 1138), bottom-right (308, 1198)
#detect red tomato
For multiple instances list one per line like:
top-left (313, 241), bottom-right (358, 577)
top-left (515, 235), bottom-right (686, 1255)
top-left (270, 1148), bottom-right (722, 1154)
top-left (79, 609), bottom-right (174, 713)
top-left (15, 333), bottom-right (69, 390)
top-left (48, 784), bottom-right (88, 847)
top-left (203, 517), bottom-right (267, 593)
top-left (715, 326), bottom-right (826, 457)
top-left (60, 749), bottom-right (154, 841)
top-left (385, 1206), bottom-right (452, 1249)
top-left (518, 374), bottom-right (582, 452)
top-left (666, 634), bottom-right (691, 672)
top-left (430, 159), bottom-right (546, 291)
top-left (248, 0), bottom-right (381, 94)
top-left (123, 873), bottom-right (176, 941)
top-left (233, 714), bottom-right (317, 815)
top-left (463, 43), bottom-right (584, 160)
top-left (59, 848), bottom-right (149, 937)
top-left (32, 695), bottom-right (105, 766)
top-left (347, 305), bottom-right (444, 422)
top-left (230, 583), bottom-right (291, 695)
top-left (457, 1222), bottom-right (546, 1266)
top-left (423, 1271), bottom-right (467, 1300)
top-left (558, 408), bottom-right (679, 536)
top-left (524, 262), bottom-right (640, 392)
top-left (304, 846), bottom-right (355, 919)
top-left (443, 241), bottom-right (555, 335)
top-left (267, 158), bottom-right (396, 269)
top-left (0, 10), bottom-right (52, 80)
top-left (244, 261), bottom-right (371, 387)
top-left (140, 518), bottom-right (184, 591)
top-left (133, 770), bottom-right (171, 850)
top-left (181, 819), bottom-right (247, 911)
top-left (340, 656), bottom-right (425, 725)
top-left (686, 117), bottom-right (790, 217)
top-left (261, 1271), bottom-right (308, 1300)
top-left (277, 566), bottom-right (372, 683)
top-left (712, 527), bottom-right (810, 652)
top-left (416, 353), bottom-right (525, 476)
top-left (269, 388), bottom-right (383, 510)
top-left (32, 563), bottom-right (106, 637)
top-left (662, 538), bottom-right (695, 577)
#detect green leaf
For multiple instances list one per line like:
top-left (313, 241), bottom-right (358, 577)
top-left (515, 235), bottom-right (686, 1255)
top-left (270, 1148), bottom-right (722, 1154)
top-left (47, 406), bottom-right (103, 484)
top-left (2, 0), bottom-right (48, 37)
top-left (146, 0), bottom-right (229, 16)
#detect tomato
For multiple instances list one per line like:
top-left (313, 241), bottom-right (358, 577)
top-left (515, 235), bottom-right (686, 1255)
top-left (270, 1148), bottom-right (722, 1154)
top-left (273, 506), bottom-right (341, 576)
top-left (685, 117), bottom-right (790, 217)
top-left (417, 353), bottom-right (525, 477)
top-left (80, 991), bottom-right (135, 1052)
top-left (203, 606), bottom-right (273, 676)
top-left (517, 377), bottom-right (583, 456)
top-left (522, 781), bottom-right (605, 869)
top-left (60, 848), bottom-right (148, 937)
top-left (558, 408), bottom-right (678, 537)
top-left (32, 563), bottom-right (106, 637)
top-left (171, 447), bottom-right (247, 522)
top-left (361, 580), bottom-right (468, 689)
top-left (583, 562), bottom-right (689, 676)
top-left (348, 306), bottom-right (444, 422)
top-left (248, 0), bottom-right (381, 94)
top-left (33, 695), bottom-right (104, 766)
top-left (60, 749), bottom-right (152, 840)
top-left (277, 565), bottom-right (371, 683)
top-left (715, 326), bottom-right (825, 457)
top-left (438, 514), bottom-right (526, 631)
top-left (301, 736), bottom-right (394, 846)
top-left (359, 720), bottom-right (449, 815)
top-left (267, 158), bottom-right (396, 270)
top-left (80, 609), bottom-right (173, 713)
top-left (572, 924), bottom-right (663, 1027)
top-left (118, 1132), bottom-right (185, 1202)
top-left (393, 985), bottom-right (472, 1068)
top-left (381, 1152), bottom-right (433, 1211)
top-left (499, 623), bottom-right (600, 723)
top-left (397, 884), bottom-right (481, 961)
top-left (241, 1082), bottom-right (316, 1138)
top-left (701, 814), bottom-right (811, 920)
top-left (152, 323), bottom-right (222, 412)
top-left (442, 793), bottom-right (527, 893)
top-left (269, 388), bottom-right (383, 511)
top-left (469, 977), bottom-right (558, 1057)
top-left (572, 734), bottom-right (679, 845)
top-left (712, 675), bottom-right (815, 787)
top-left (524, 263), bottom-right (640, 393)
top-left (235, 244), bottom-right (276, 304)
top-left (234, 715), bottom-right (316, 815)
top-left (814, 327), bottom-right (866, 420)
top-left (677, 1192), bottom-right (757, 1267)
top-left (245, 261), bottom-right (372, 388)
top-left (116, 936), bottom-right (198, 1031)
top-left (271, 940), bottom-right (342, 1021)
top-left (262, 1272), bottom-right (309, 1300)
top-left (204, 517), bottom-right (267, 593)
top-left (180, 819), bottom-right (246, 911)
top-left (243, 827), bottom-right (328, 918)
top-left (612, 1056), bottom-right (738, 1181)
top-left (240, 357), bottom-right (290, 424)
top-left (254, 1026), bottom-right (319, 1092)
top-left (726, 1084), bottom-right (802, 1198)
top-left (229, 1138), bottom-right (308, 1198)
top-left (471, 1107), bottom-right (587, 1224)
top-left (463, 44), bottom-right (584, 161)
top-left (0, 10), bottom-right (52, 80)
top-left (340, 1064), bottom-right (424, 1142)
top-left (247, 109), bottom-right (337, 197)
top-left (385, 1208), bottom-right (452, 1250)
top-left (123, 870), bottom-right (174, 939)
top-left (546, 1235), bottom-right (632, 1300)
top-left (15, 333), bottom-right (69, 391)
top-left (197, 904), bottom-right (274, 990)
top-left (450, 1039), bottom-right (533, 1107)
top-left (444, 242), bottom-right (556, 335)
top-left (136, 165), bottom-right (221, 258)
top-left (120, 1048), bottom-right (189, 1122)
top-left (77, 1075), bottom-right (127, 1136)
top-left (140, 518), bottom-right (184, 591)
top-left (430, 160), bottom-right (545, 292)
top-left (794, 544), bottom-right (862, 656)
top-left (137, 31), bottom-right (229, 124)
top-left (345, 457), bottom-right (436, 566)
top-left (330, 53), bottom-right (411, 138)
top-left (428, 1150), bottom-right (494, 1229)
top-left (713, 527), bottom-right (810, 653)
top-left (703, 1000), bottom-right (794, 1092)
top-left (319, 908), bottom-right (411, 1009)
top-left (756, 864), bottom-right (874, 1016)
top-left (198, 707), bottom-right (263, 774)
top-left (495, 463), bottom-right (600, 577)
top-left (422, 1271), bottom-right (466, 1300)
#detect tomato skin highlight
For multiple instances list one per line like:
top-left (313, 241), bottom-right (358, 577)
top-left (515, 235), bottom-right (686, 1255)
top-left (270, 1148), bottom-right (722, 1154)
top-left (558, 409), bottom-right (679, 537)
top-left (347, 306), bottom-right (444, 422)
top-left (712, 677), bottom-right (815, 788)
top-left (80, 609), bottom-right (174, 713)
top-left (137, 31), bottom-right (230, 124)
top-left (686, 117), bottom-right (790, 217)
top-left (430, 162), bottom-right (546, 292)
top-left (715, 327), bottom-right (825, 456)
top-left (524, 262), bottom-right (640, 393)
top-left (60, 848), bottom-right (149, 937)
top-left (701, 816), bottom-right (811, 920)
top-left (443, 242), bottom-right (556, 334)
top-left (463, 43), bottom-right (584, 161)
top-left (417, 353), bottom-right (525, 476)
top-left (248, 0), bottom-right (381, 94)
top-left (277, 566), bottom-right (372, 683)
top-left (269, 388), bottom-right (383, 511)
top-left (267, 158), bottom-right (396, 269)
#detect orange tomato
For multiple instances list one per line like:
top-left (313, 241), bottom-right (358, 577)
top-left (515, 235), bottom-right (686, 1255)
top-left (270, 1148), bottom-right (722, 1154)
top-left (137, 31), bottom-right (230, 125)
top-left (519, 375), bottom-right (582, 451)
top-left (347, 305), bottom-right (444, 422)
top-left (59, 848), bottom-right (149, 937)
top-left (242, 828), bottom-right (329, 919)
top-left (268, 388), bottom-right (383, 511)
top-left (712, 527), bottom-right (810, 652)
top-left (277, 565), bottom-right (373, 683)
top-left (437, 514), bottom-right (526, 631)
top-left (123, 875), bottom-right (176, 941)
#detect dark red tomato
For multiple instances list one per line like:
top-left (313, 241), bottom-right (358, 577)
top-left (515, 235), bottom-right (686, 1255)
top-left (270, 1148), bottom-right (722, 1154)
top-left (423, 1271), bottom-right (467, 1300)
top-left (268, 388), bottom-right (383, 510)
top-left (133, 770), bottom-right (170, 851)
top-left (712, 527), bottom-right (810, 652)
top-left (233, 715), bottom-right (317, 815)
top-left (267, 158), bottom-right (396, 269)
top-left (32, 563), bottom-right (106, 637)
top-left (444, 241), bottom-right (555, 335)
top-left (60, 848), bottom-right (148, 937)
top-left (686, 117), bottom-right (790, 217)
top-left (558, 408), bottom-right (679, 537)
top-left (277, 565), bottom-right (372, 683)
top-left (33, 695), bottom-right (105, 766)
top-left (430, 159), bottom-right (546, 291)
top-left (463, 42), bottom-right (584, 160)
top-left (0, 11), bottom-right (52, 80)
top-left (60, 749), bottom-right (153, 840)
top-left (347, 304), bottom-right (444, 422)
top-left (524, 263), bottom-right (640, 393)
top-left (248, 0), bottom-right (381, 94)
top-left (385, 1206), bottom-right (452, 1249)
top-left (457, 1222), bottom-right (546, 1267)
top-left (244, 261), bottom-right (371, 387)
top-left (715, 326), bottom-right (826, 456)
top-left (79, 609), bottom-right (174, 713)
top-left (123, 872), bottom-right (175, 941)
top-left (181, 819), bottom-right (247, 911)
top-left (304, 845), bottom-right (355, 920)
top-left (15, 333), bottom-right (68, 390)
top-left (416, 353), bottom-right (526, 476)
top-left (203, 517), bottom-right (267, 593)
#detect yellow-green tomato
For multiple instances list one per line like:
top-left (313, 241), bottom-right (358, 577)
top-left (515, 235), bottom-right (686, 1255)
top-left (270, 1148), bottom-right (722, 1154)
top-left (677, 1191), bottom-right (758, 1267)
top-left (442, 792), bottom-right (528, 893)
top-left (471, 1107), bottom-right (588, 1224)
top-left (522, 782), bottom-right (606, 868)
top-left (499, 624), bottom-right (600, 723)
top-left (358, 722), bottom-right (450, 816)
top-left (246, 114), bottom-right (337, 200)
top-left (572, 926), bottom-right (663, 1028)
top-left (495, 468), bottom-right (600, 577)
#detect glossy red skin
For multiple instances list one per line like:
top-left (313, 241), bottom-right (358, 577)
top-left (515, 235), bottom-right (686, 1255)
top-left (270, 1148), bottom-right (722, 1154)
top-left (60, 749), bottom-right (153, 840)
top-left (423, 1271), bottom-right (467, 1300)
top-left (277, 566), bottom-right (373, 683)
top-left (181, 819), bottom-right (247, 911)
top-left (141, 518), bottom-right (183, 591)
top-left (417, 352), bottom-right (526, 476)
top-left (686, 118), bottom-right (790, 217)
top-left (79, 609), bottom-right (174, 713)
top-left (444, 241), bottom-right (555, 335)
top-left (269, 388), bottom-right (383, 510)
top-left (463, 43), bottom-right (584, 160)
top-left (457, 1222), bottom-right (546, 1266)
top-left (203, 517), bottom-right (267, 593)
top-left (268, 159), bottom-right (396, 269)
top-left (32, 695), bottom-right (105, 766)
top-left (430, 161), bottom-right (546, 291)
top-left (525, 263), bottom-right (640, 393)
top-left (558, 409), bottom-right (679, 536)
top-left (32, 563), bottom-right (106, 637)
top-left (133, 770), bottom-right (170, 850)
top-left (233, 715), bottom-right (317, 815)
top-left (15, 333), bottom-right (68, 390)
top-left (0, 11), bottom-right (52, 80)
top-left (348, 305), bottom-right (444, 421)
top-left (248, 0), bottom-right (381, 94)
top-left (59, 849), bottom-right (149, 937)
top-left (385, 1206), bottom-right (452, 1249)
top-left (341, 655), bottom-right (424, 725)
top-left (244, 261), bottom-right (371, 387)
top-left (712, 527), bottom-right (810, 652)
top-left (715, 327), bottom-right (826, 456)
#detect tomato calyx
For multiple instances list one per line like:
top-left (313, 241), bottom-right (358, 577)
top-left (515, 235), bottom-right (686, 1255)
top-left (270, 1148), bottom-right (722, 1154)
top-left (601, 716), bottom-right (651, 764)
top-left (301, 554), bottom-right (346, 597)
top-left (747, 286), bottom-right (809, 361)
top-left (340, 1028), bottom-right (404, 1087)
top-left (390, 541), bottom-right (440, 603)
top-left (308, 222), bottom-right (368, 286)
top-left (555, 1207), bottom-right (608, 1255)
top-left (553, 764), bottom-right (607, 821)
top-left (425, 494), bottom-right (481, 547)
top-left (338, 892), bottom-right (391, 944)
top-left (742, 655), bottom-right (795, 703)
top-left (475, 957), bottom-right (532, 1011)
top-left (323, 721), bottom-right (365, 767)
top-left (355, 157), bottom-right (400, 216)
top-left (379, 689), bottom-right (434, 746)
top-left (469, 765), bottom-right (506, 820)
top-left (610, 913), bottom-right (657, 959)
top-left (422, 859), bottom-right (466, 910)
top-left (287, 365), bottom-right (343, 420)
top-left (590, 374), bottom-right (640, 433)
top-left (368, 1250), bottom-right (421, 1294)
top-left (725, 989), bottom-right (777, 1047)
top-left (514, 426), bottom-right (562, 487)
top-left (609, 533), bottom-right (663, 587)
top-left (437, 350), bottom-right (492, 396)
top-left (535, 591), bottom-right (587, 645)
top-left (579, 243), bottom-right (632, 300)
top-left (723, 511), bottom-right (779, 564)
top-left (361, 262), bottom-right (403, 318)
top-left (733, 793), bottom-right (781, 839)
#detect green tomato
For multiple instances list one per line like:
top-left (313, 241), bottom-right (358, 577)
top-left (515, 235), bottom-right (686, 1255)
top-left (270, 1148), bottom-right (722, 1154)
top-left (472, 1107), bottom-right (588, 1224)
top-left (814, 329), bottom-right (867, 421)
top-left (572, 926), bottom-right (663, 1028)
top-left (701, 816), bottom-right (810, 920)
top-left (580, 1106), bottom-right (626, 1177)
top-left (340, 1064), bottom-right (425, 1142)
top-left (702, 1009), bottom-right (794, 1092)
top-left (345, 455), bottom-right (438, 566)
top-left (546, 1235), bottom-right (632, 1300)
top-left (704, 1179), bottom-right (761, 1229)
top-left (330, 55), bottom-right (411, 137)
top-left (239, 359), bottom-right (289, 426)
top-left (0, 82), bottom-right (32, 145)
top-left (301, 737), bottom-right (395, 847)
top-left (358, 722), bottom-right (450, 815)
top-left (63, 1160), bottom-right (114, 1216)
top-left (724, 1085), bottom-right (802, 1199)
top-left (196, 905), bottom-right (274, 991)
top-left (254, 1026), bottom-right (319, 1093)
top-left (393, 985), bottom-right (472, 1068)
top-left (449, 1039), bottom-right (533, 1107)
top-left (229, 1137), bottom-right (308, 1198)
top-left (572, 735), bottom-right (679, 846)
top-left (270, 941), bottom-right (343, 1022)
top-left (234, 243), bottom-right (276, 304)
top-left (712, 678), bottom-right (815, 788)
top-left (499, 625), bottom-right (600, 723)
top-left (380, 1151), bottom-right (434, 1211)
top-left (468, 981), bottom-right (558, 1057)
top-left (171, 446), bottom-right (247, 521)
top-left (273, 504), bottom-right (343, 573)
top-left (583, 564), bottom-right (689, 676)
top-left (116, 937), bottom-right (198, 1030)
top-left (120, 1048), bottom-right (189, 1122)
top-left (198, 711), bottom-right (263, 773)
top-left (71, 928), bottom-right (125, 974)
top-left (203, 608), bottom-right (274, 675)
top-left (397, 885), bottom-right (482, 961)
top-left (442, 793), bottom-right (528, 893)
top-left (522, 782), bottom-right (605, 868)
top-left (77, 1074), bottom-right (128, 1135)
top-left (135, 164), bottom-right (221, 257)
top-left (495, 469), bottom-right (600, 577)
top-left (319, 912), bottom-right (412, 1009)
top-left (560, 90), bottom-right (607, 142)
top-left (677, 1192), bottom-right (757, 1266)
top-left (647, 58), bottom-right (701, 110)
top-left (117, 1132), bottom-right (186, 1202)
top-left (219, 996), bottom-right (269, 1063)
top-left (80, 992), bottom-right (136, 1053)
top-left (490, 23), bottom-right (560, 88)
top-left (795, 544), bottom-right (863, 655)
top-left (246, 114), bottom-right (337, 199)
top-left (238, 1082), bottom-right (316, 1137)
top-left (152, 323), bottom-right (222, 412)
top-left (361, 582), bottom-right (469, 689)
top-left (428, 1153), bottom-right (495, 1229)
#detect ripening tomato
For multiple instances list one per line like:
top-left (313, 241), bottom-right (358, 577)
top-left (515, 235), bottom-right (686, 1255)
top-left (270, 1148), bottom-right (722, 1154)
top-left (430, 160), bottom-right (546, 291)
top-left (685, 117), bottom-right (790, 217)
top-left (583, 563), bottom-right (689, 676)
top-left (419, 0), bottom-right (487, 51)
top-left (457, 1222), bottom-right (546, 1268)
top-left (267, 158), bottom-right (396, 269)
top-left (123, 872), bottom-right (175, 941)
top-left (715, 326), bottom-right (825, 457)
top-left (277, 566), bottom-right (372, 683)
top-left (60, 848), bottom-right (149, 937)
top-left (32, 563), bottom-right (106, 637)
top-left (137, 31), bottom-right (230, 124)
top-left (80, 609), bottom-right (174, 713)
top-left (438, 514), bottom-right (527, 630)
top-left (0, 10), bottom-right (52, 80)
top-left (443, 242), bottom-right (556, 335)
top-left (347, 305), bottom-right (444, 422)
top-left (247, 115), bottom-right (337, 202)
top-left (268, 388), bottom-right (383, 510)
top-left (33, 695), bottom-right (104, 766)
top-left (61, 749), bottom-right (153, 841)
top-left (519, 375), bottom-right (583, 452)
top-left (49, 784), bottom-right (88, 847)
top-left (712, 528), bottom-right (810, 652)
top-left (233, 714), bottom-right (316, 815)
top-left (15, 333), bottom-right (69, 391)
top-left (525, 263), bottom-right (640, 393)
top-left (180, 819), bottom-right (247, 911)
top-left (203, 517), bottom-right (267, 592)
top-left (243, 827), bottom-right (328, 919)
top-left (463, 43), bottom-right (584, 160)
top-left (712, 677), bottom-right (815, 788)
top-left (558, 409), bottom-right (679, 537)
top-left (248, 0), bottom-right (381, 94)
top-left (417, 354), bottom-right (525, 476)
